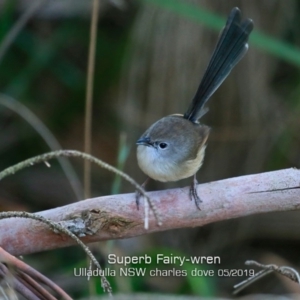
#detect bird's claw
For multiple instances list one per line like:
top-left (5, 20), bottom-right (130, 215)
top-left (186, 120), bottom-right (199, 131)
top-left (135, 190), bottom-right (142, 210)
top-left (189, 176), bottom-right (202, 210)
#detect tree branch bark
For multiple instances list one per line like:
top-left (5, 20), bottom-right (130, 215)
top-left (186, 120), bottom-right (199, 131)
top-left (1, 168), bottom-right (299, 256)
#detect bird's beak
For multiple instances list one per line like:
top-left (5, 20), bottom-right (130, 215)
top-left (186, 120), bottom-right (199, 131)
top-left (136, 137), bottom-right (152, 146)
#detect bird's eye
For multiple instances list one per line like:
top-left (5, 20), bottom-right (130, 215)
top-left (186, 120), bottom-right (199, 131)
top-left (159, 142), bottom-right (168, 149)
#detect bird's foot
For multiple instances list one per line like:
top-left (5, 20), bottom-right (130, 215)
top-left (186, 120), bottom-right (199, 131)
top-left (135, 178), bottom-right (150, 210)
top-left (189, 175), bottom-right (202, 210)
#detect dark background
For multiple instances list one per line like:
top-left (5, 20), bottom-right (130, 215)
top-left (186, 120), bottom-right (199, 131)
top-left (0, 0), bottom-right (300, 298)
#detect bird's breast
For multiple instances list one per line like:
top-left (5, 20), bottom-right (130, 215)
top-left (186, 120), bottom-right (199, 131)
top-left (136, 144), bottom-right (206, 182)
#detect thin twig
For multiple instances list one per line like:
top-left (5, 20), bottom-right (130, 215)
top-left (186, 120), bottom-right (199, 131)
top-left (233, 260), bottom-right (300, 294)
top-left (233, 269), bottom-right (272, 295)
top-left (245, 260), bottom-right (300, 283)
top-left (0, 150), bottom-right (162, 226)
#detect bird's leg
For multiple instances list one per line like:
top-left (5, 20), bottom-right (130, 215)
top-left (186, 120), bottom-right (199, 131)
top-left (189, 174), bottom-right (202, 210)
top-left (135, 177), bottom-right (150, 210)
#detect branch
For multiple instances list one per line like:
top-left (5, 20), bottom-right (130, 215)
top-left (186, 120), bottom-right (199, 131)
top-left (0, 212), bottom-right (112, 293)
top-left (0, 168), bottom-right (299, 256)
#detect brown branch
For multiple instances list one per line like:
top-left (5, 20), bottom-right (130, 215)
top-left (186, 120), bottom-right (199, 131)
top-left (0, 168), bottom-right (299, 256)
top-left (0, 212), bottom-right (112, 294)
top-left (0, 247), bottom-right (72, 299)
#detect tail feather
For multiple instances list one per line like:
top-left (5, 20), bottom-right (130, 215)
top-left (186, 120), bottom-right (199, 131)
top-left (184, 7), bottom-right (254, 123)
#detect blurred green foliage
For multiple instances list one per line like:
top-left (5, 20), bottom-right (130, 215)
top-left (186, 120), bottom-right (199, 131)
top-left (0, 20), bottom-right (128, 129)
top-left (144, 0), bottom-right (300, 66)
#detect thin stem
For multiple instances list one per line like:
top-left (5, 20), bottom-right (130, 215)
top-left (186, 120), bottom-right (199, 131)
top-left (0, 150), bottom-right (162, 226)
top-left (0, 0), bottom-right (47, 64)
top-left (84, 0), bottom-right (100, 199)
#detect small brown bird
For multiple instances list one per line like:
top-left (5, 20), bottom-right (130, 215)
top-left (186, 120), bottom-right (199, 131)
top-left (136, 7), bottom-right (253, 209)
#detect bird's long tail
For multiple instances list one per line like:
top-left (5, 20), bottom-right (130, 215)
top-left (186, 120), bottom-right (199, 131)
top-left (184, 7), bottom-right (254, 123)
